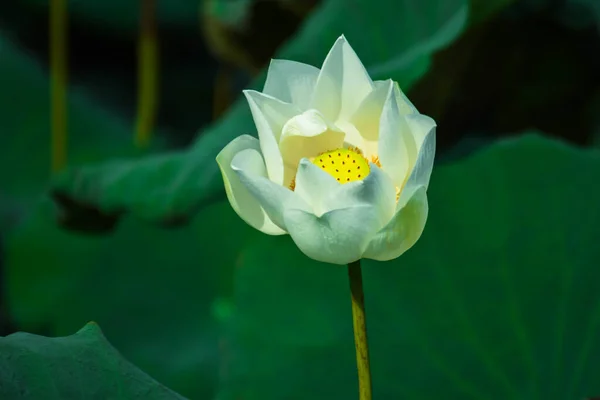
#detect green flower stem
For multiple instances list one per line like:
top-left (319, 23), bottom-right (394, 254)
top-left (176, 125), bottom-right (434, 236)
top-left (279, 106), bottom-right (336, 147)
top-left (50, 0), bottom-right (68, 173)
top-left (135, 0), bottom-right (158, 149)
top-left (348, 259), bottom-right (373, 400)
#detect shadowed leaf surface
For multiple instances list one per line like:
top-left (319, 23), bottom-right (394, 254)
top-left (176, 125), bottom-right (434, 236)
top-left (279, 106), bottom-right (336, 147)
top-left (6, 201), bottom-right (254, 399)
top-left (0, 322), bottom-right (186, 399)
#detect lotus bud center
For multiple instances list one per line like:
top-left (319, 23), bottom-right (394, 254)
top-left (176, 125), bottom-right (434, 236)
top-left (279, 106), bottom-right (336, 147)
top-left (311, 147), bottom-right (370, 184)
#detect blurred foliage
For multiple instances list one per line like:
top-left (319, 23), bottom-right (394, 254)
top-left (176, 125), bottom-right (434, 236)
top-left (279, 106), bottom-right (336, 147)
top-left (526, 0), bottom-right (600, 30)
top-left (47, 0), bottom-right (600, 232)
top-left (1, 0), bottom-right (599, 398)
top-left (469, 0), bottom-right (516, 24)
top-left (22, 0), bottom-right (199, 34)
top-left (219, 134), bottom-right (600, 399)
top-left (0, 1), bottom-right (219, 146)
top-left (0, 322), bottom-right (186, 399)
top-left (202, 0), bottom-right (320, 74)
top-left (410, 15), bottom-right (600, 152)
top-left (0, 34), bottom-right (148, 232)
top-left (7, 201), bottom-right (253, 399)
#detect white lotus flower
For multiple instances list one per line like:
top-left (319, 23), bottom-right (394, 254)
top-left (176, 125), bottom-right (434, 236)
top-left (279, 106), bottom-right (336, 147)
top-left (217, 35), bottom-right (436, 265)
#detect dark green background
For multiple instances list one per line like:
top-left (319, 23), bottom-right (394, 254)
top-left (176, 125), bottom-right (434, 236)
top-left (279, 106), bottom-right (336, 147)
top-left (1, 0), bottom-right (600, 399)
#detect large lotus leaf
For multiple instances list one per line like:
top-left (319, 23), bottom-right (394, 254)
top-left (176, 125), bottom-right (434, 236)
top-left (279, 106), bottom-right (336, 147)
top-left (0, 322), bottom-right (186, 399)
top-left (6, 200), bottom-right (254, 399)
top-left (49, 0), bottom-right (474, 232)
top-left (216, 134), bottom-right (600, 400)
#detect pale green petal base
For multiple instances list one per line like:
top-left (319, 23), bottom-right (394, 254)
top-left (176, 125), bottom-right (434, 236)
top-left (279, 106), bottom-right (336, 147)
top-left (404, 120), bottom-right (436, 191)
top-left (284, 205), bottom-right (381, 265)
top-left (216, 135), bottom-right (285, 235)
top-left (234, 162), bottom-right (309, 232)
top-left (362, 186), bottom-right (429, 261)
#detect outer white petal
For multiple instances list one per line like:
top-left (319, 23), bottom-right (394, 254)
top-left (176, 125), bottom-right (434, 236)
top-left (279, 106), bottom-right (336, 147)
top-left (263, 59), bottom-right (320, 110)
top-left (286, 163), bottom-right (397, 265)
top-left (283, 205), bottom-right (381, 265)
top-left (321, 164), bottom-right (396, 226)
top-left (294, 159), bottom-right (340, 216)
top-left (244, 90), bottom-right (299, 185)
top-left (362, 186), bottom-right (429, 261)
top-left (392, 81), bottom-right (418, 116)
top-left (244, 90), bottom-right (299, 143)
top-left (377, 81), bottom-right (415, 187)
top-left (279, 109), bottom-right (345, 182)
top-left (349, 80), bottom-right (393, 157)
top-left (404, 115), bottom-right (436, 190)
top-left (216, 135), bottom-right (286, 235)
top-left (233, 152), bottom-right (310, 231)
top-left (350, 80), bottom-right (420, 163)
top-left (406, 113), bottom-right (437, 156)
top-left (311, 35), bottom-right (374, 123)
top-left (294, 159), bottom-right (395, 222)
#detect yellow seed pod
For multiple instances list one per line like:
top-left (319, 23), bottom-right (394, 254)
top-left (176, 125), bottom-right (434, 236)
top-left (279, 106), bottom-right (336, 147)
top-left (311, 148), bottom-right (370, 184)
